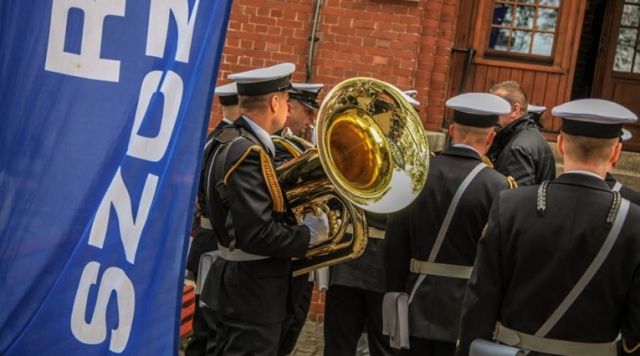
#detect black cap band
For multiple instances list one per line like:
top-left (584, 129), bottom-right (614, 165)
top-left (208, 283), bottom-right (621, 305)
top-left (561, 119), bottom-right (623, 138)
top-left (453, 111), bottom-right (499, 128)
top-left (218, 95), bottom-right (239, 106)
top-left (236, 76), bottom-right (292, 96)
top-left (289, 92), bottom-right (320, 109)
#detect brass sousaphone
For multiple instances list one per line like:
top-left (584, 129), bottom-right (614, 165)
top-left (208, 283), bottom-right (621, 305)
top-left (277, 78), bottom-right (430, 276)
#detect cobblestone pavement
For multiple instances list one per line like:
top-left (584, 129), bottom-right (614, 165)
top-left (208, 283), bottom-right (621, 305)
top-left (181, 319), bottom-right (370, 355)
top-left (291, 320), bottom-right (371, 356)
top-left (290, 320), bottom-right (324, 355)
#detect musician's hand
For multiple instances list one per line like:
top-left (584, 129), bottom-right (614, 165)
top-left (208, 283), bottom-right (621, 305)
top-left (303, 211), bottom-right (329, 245)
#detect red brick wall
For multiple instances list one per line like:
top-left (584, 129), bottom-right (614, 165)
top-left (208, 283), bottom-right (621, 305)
top-left (307, 287), bottom-right (326, 322)
top-left (209, 0), bottom-right (459, 133)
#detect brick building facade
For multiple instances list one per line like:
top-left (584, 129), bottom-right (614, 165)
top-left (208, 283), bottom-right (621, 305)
top-left (209, 0), bottom-right (458, 135)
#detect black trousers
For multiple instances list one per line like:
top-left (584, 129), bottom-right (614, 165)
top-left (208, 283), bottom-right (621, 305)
top-left (185, 227), bottom-right (217, 356)
top-left (202, 307), bottom-right (283, 356)
top-left (400, 336), bottom-right (455, 356)
top-left (185, 295), bottom-right (214, 356)
top-left (324, 285), bottom-right (397, 356)
top-left (278, 275), bottom-right (313, 355)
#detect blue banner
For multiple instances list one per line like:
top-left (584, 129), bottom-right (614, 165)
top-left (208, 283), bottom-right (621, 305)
top-left (0, 0), bottom-right (232, 354)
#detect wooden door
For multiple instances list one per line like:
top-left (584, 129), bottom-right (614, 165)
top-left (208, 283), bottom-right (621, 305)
top-left (445, 0), bottom-right (479, 129)
top-left (446, 0), bottom-right (587, 141)
top-left (594, 0), bottom-right (640, 151)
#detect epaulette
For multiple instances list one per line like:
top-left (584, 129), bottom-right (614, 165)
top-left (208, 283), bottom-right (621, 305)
top-left (215, 126), bottom-right (241, 144)
top-left (223, 145), bottom-right (285, 213)
top-left (272, 137), bottom-right (303, 158)
top-left (481, 155), bottom-right (494, 168)
top-left (507, 176), bottom-right (518, 189)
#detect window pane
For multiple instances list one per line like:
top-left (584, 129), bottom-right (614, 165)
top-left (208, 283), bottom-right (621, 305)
top-left (493, 4), bottom-right (513, 26)
top-left (532, 33), bottom-right (554, 55)
top-left (511, 30), bottom-right (532, 53)
top-left (539, 0), bottom-right (561, 5)
top-left (515, 6), bottom-right (535, 29)
top-left (614, 29), bottom-right (638, 72)
top-left (519, 0), bottom-right (536, 4)
top-left (622, 4), bottom-right (640, 27)
top-left (490, 28), bottom-right (511, 50)
top-left (634, 52), bottom-right (640, 73)
top-left (537, 7), bottom-right (558, 30)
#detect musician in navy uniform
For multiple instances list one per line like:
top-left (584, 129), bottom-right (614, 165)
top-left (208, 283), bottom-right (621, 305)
top-left (199, 63), bottom-right (330, 356)
top-left (321, 90), bottom-right (421, 356)
top-left (606, 129), bottom-right (640, 206)
top-left (457, 99), bottom-right (640, 356)
top-left (486, 81), bottom-right (556, 186)
top-left (185, 82), bottom-right (239, 356)
top-left (271, 82), bottom-right (323, 167)
top-left (384, 92), bottom-right (514, 355)
top-left (270, 82), bottom-right (323, 355)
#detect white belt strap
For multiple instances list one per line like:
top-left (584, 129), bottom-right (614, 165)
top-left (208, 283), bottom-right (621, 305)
top-left (494, 324), bottom-right (617, 356)
top-left (200, 217), bottom-right (212, 229)
top-left (408, 162), bottom-right (486, 303)
top-left (217, 245), bottom-right (269, 262)
top-left (409, 260), bottom-right (473, 279)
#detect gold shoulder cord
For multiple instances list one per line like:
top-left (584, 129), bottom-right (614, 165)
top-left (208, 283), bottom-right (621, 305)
top-left (507, 176), bottom-right (518, 189)
top-left (223, 145), bottom-right (285, 213)
top-left (482, 155), bottom-right (494, 168)
top-left (624, 338), bottom-right (640, 353)
top-left (258, 147), bottom-right (285, 213)
top-left (272, 138), bottom-right (302, 158)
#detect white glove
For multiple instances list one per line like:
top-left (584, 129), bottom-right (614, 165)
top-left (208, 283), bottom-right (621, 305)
top-left (303, 212), bottom-right (329, 245)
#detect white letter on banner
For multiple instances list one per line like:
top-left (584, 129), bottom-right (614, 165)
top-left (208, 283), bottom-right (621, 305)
top-left (45, 0), bottom-right (125, 82)
top-left (89, 168), bottom-right (158, 264)
top-left (127, 71), bottom-right (183, 162)
top-left (70, 262), bottom-right (135, 353)
top-left (146, 0), bottom-right (201, 63)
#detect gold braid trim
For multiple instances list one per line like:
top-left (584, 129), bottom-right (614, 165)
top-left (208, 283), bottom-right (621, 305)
top-left (507, 176), bottom-right (518, 189)
top-left (272, 138), bottom-right (302, 157)
top-left (258, 147), bottom-right (285, 213)
top-left (222, 145), bottom-right (285, 213)
top-left (482, 155), bottom-right (495, 168)
top-left (223, 146), bottom-right (256, 185)
top-left (623, 338), bottom-right (640, 353)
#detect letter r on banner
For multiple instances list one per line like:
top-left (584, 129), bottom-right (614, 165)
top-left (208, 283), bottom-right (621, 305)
top-left (45, 0), bottom-right (125, 82)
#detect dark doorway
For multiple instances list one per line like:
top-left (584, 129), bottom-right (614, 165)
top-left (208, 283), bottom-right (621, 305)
top-left (571, 0), bottom-right (607, 100)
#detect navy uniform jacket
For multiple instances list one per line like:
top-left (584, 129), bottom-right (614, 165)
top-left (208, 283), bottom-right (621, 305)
top-left (457, 173), bottom-right (640, 356)
top-left (385, 146), bottom-right (511, 342)
top-left (271, 129), bottom-right (308, 168)
top-left (486, 113), bottom-right (556, 186)
top-left (605, 172), bottom-right (640, 206)
top-left (186, 119), bottom-right (232, 274)
top-left (330, 212), bottom-right (388, 293)
top-left (200, 117), bottom-right (311, 324)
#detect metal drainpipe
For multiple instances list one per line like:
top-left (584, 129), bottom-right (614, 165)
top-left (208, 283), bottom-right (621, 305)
top-left (306, 0), bottom-right (323, 83)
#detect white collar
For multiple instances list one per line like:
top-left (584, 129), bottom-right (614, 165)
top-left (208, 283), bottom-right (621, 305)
top-left (565, 170), bottom-right (604, 180)
top-left (243, 116), bottom-right (275, 157)
top-left (452, 143), bottom-right (481, 157)
top-left (222, 117), bottom-right (234, 125)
